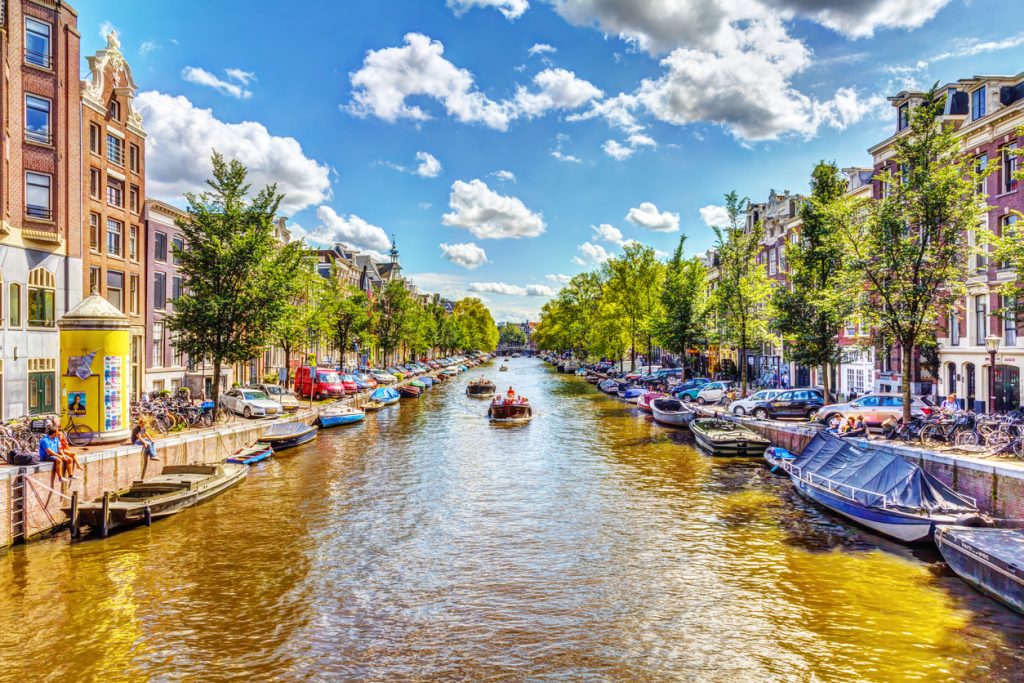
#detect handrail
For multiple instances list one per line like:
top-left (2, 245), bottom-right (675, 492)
top-left (783, 461), bottom-right (977, 509)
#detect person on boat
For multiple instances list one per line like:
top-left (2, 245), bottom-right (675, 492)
top-left (940, 393), bottom-right (959, 414)
top-left (132, 420), bottom-right (159, 461)
top-left (506, 387), bottom-right (516, 402)
top-left (39, 427), bottom-right (71, 485)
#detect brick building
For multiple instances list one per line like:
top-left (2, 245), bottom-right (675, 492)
top-left (80, 30), bottom-right (147, 400)
top-left (143, 199), bottom-right (187, 393)
top-left (0, 1), bottom-right (82, 418)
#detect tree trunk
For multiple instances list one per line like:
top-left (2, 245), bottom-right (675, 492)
top-left (630, 341), bottom-right (636, 372)
top-left (739, 326), bottom-right (748, 394)
top-left (821, 362), bottom-right (831, 406)
top-left (901, 342), bottom-right (913, 423)
top-left (647, 338), bottom-right (653, 374)
top-left (212, 358), bottom-right (222, 414)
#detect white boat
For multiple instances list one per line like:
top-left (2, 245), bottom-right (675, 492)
top-left (650, 397), bottom-right (695, 427)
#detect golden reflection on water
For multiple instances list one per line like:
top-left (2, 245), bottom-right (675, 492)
top-left (0, 358), bottom-right (1023, 682)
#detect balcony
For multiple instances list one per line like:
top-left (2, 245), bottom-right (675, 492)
top-left (26, 205), bottom-right (52, 221)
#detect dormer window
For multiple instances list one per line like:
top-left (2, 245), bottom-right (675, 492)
top-left (972, 86), bottom-right (986, 121)
top-left (898, 103), bottom-right (909, 131)
top-left (109, 99), bottom-right (121, 121)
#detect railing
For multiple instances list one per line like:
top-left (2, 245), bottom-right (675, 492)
top-left (784, 460), bottom-right (977, 510)
top-left (25, 129), bottom-right (51, 145)
top-left (25, 205), bottom-right (52, 220)
top-left (24, 48), bottom-right (49, 69)
top-left (107, 145), bottom-right (125, 167)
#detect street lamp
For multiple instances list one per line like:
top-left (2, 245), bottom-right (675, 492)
top-left (985, 334), bottom-right (1000, 414)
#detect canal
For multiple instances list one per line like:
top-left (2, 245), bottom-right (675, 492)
top-left (2, 358), bottom-right (1024, 681)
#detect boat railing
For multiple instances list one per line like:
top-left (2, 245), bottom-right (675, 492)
top-left (786, 462), bottom-right (894, 509)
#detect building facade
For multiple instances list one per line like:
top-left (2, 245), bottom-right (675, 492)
top-left (143, 199), bottom-right (187, 393)
top-left (0, 0), bottom-right (82, 419)
top-left (81, 31), bottom-right (147, 400)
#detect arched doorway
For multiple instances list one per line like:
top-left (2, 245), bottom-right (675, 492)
top-left (994, 365), bottom-right (1021, 412)
top-left (965, 363), bottom-right (976, 411)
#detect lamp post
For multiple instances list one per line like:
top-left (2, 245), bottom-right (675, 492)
top-left (985, 334), bottom-right (1000, 414)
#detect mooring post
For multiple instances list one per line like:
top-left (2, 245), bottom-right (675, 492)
top-left (144, 505), bottom-right (152, 527)
top-left (101, 491), bottom-right (110, 538)
top-left (70, 491), bottom-right (80, 539)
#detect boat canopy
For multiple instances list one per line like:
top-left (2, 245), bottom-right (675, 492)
top-left (370, 387), bottom-right (400, 401)
top-left (793, 434), bottom-right (976, 514)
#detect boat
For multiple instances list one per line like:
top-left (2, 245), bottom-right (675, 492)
top-left (398, 385), bottom-right (421, 398)
top-left (409, 379), bottom-right (427, 390)
top-left (419, 377), bottom-right (435, 387)
top-left (317, 405), bottom-right (366, 428)
top-left (598, 379), bottom-right (621, 394)
top-left (363, 399), bottom-right (385, 412)
top-left (370, 387), bottom-right (400, 405)
top-left (225, 443), bottom-right (274, 465)
top-left (66, 463), bottom-right (248, 535)
top-left (622, 387), bottom-right (645, 403)
top-left (650, 397), bottom-right (695, 428)
top-left (776, 432), bottom-right (978, 543)
top-left (467, 379), bottom-right (497, 398)
top-left (636, 391), bottom-right (665, 413)
top-left (935, 521), bottom-right (1024, 615)
top-left (488, 397), bottom-right (533, 423)
top-left (690, 419), bottom-right (771, 457)
top-left (763, 445), bottom-right (797, 473)
top-left (499, 365), bottom-right (509, 372)
top-left (260, 422), bottom-right (319, 451)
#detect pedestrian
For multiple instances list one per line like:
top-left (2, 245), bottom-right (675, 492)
top-left (940, 393), bottom-right (959, 413)
top-left (132, 420), bottom-right (159, 461)
top-left (55, 427), bottom-right (83, 476)
top-left (39, 427), bottom-right (71, 485)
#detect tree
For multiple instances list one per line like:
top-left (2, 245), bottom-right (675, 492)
top-left (771, 161), bottom-right (854, 404)
top-left (432, 303), bottom-right (464, 355)
top-left (499, 324), bottom-right (527, 347)
top-left (454, 298), bottom-right (499, 351)
top-left (839, 86), bottom-right (984, 420)
top-left (602, 243), bottom-right (664, 371)
top-left (405, 302), bottom-right (437, 360)
top-left (710, 191), bottom-right (772, 393)
top-left (655, 235), bottom-right (707, 372)
top-left (273, 257), bottom-right (326, 381)
top-left (371, 280), bottom-right (413, 364)
top-left (324, 280), bottom-right (369, 370)
top-left (168, 153), bottom-right (306, 410)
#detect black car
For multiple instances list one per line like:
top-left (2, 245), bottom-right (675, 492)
top-left (749, 389), bottom-right (824, 420)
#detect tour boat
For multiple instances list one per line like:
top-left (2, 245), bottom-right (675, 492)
top-left (225, 443), bottom-right (274, 465)
top-left (260, 422), bottom-right (319, 451)
top-left (690, 418), bottom-right (771, 457)
top-left (317, 405), bottom-right (366, 428)
top-left (370, 387), bottom-right (401, 405)
top-left (66, 463), bottom-right (248, 535)
top-left (636, 392), bottom-right (665, 413)
top-left (650, 397), bottom-right (695, 428)
top-left (488, 399), bottom-right (533, 423)
top-left (467, 379), bottom-right (497, 398)
top-left (776, 433), bottom-right (978, 543)
top-left (398, 385), bottom-right (421, 398)
top-left (935, 522), bottom-right (1024, 615)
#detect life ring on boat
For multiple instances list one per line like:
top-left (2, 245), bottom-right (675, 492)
top-left (954, 513), bottom-right (994, 528)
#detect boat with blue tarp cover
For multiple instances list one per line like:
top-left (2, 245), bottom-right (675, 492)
top-left (260, 422), bottom-right (318, 451)
top-left (370, 387), bottom-right (400, 405)
top-left (622, 387), bottom-right (644, 403)
top-left (317, 405), bottom-right (366, 428)
top-left (776, 433), bottom-right (978, 543)
top-left (936, 522), bottom-right (1024, 615)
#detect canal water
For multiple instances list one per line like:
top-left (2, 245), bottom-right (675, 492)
top-left (2, 358), bottom-right (1024, 682)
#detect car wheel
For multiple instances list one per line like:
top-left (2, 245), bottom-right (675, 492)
top-left (314, 392), bottom-right (321, 401)
top-left (806, 408), bottom-right (819, 420)
top-left (243, 406), bottom-right (252, 419)
top-left (681, 395), bottom-right (692, 403)
top-left (696, 397), bottom-right (706, 405)
top-left (733, 406), bottom-right (745, 416)
top-left (753, 408), bottom-right (769, 420)
top-left (825, 414), bottom-right (841, 430)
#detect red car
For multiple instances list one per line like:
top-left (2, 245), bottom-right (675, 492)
top-left (338, 374), bottom-right (360, 394)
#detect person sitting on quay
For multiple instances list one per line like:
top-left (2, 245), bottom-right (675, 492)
top-left (54, 427), bottom-right (83, 476)
top-left (940, 393), bottom-right (960, 414)
top-left (840, 416), bottom-right (868, 439)
top-left (39, 427), bottom-right (72, 485)
top-left (132, 420), bottom-right (159, 461)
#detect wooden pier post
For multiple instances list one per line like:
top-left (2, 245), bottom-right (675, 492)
top-left (100, 492), bottom-right (110, 538)
top-left (70, 491), bottom-right (80, 539)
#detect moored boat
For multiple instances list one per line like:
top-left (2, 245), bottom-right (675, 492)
top-left (317, 405), bottom-right (366, 428)
top-left (66, 463), bottom-right (248, 535)
top-left (409, 379), bottom-right (427, 390)
top-left (467, 378), bottom-right (497, 397)
top-left (370, 387), bottom-right (401, 405)
top-left (622, 387), bottom-right (644, 403)
top-left (398, 385), bottom-right (421, 398)
top-left (226, 443), bottom-right (274, 465)
top-left (261, 422), bottom-right (318, 451)
top-left (636, 391), bottom-right (665, 413)
top-left (690, 419), bottom-right (771, 456)
top-left (362, 399), bottom-right (385, 412)
top-left (935, 522), bottom-right (1024, 615)
top-left (650, 397), bottom-right (695, 428)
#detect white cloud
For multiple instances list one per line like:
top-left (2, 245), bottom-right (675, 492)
top-left (528, 43), bottom-right (557, 57)
top-left (224, 67), bottom-right (256, 86)
top-left (181, 66), bottom-right (254, 99)
top-left (135, 92), bottom-right (331, 214)
top-left (699, 204), bottom-right (730, 228)
top-left (527, 284), bottom-right (557, 296)
top-left (442, 179), bottom-right (545, 239)
top-left (139, 40), bottom-right (160, 56)
top-left (99, 21), bottom-right (118, 40)
top-left (568, 93), bottom-right (644, 134)
top-left (551, 132), bottom-right (583, 163)
top-left (769, 0), bottom-right (951, 39)
top-left (592, 223), bottom-right (626, 245)
top-left (440, 242), bottom-right (489, 270)
top-left (573, 241), bottom-right (612, 265)
top-left (513, 68), bottom-right (603, 119)
top-left (448, 0), bottom-right (529, 20)
top-left (626, 202), bottom-right (679, 232)
top-left (419, 202), bottom-right (434, 210)
top-left (546, 273), bottom-right (572, 284)
top-left (930, 31), bottom-right (1024, 63)
top-left (492, 170), bottom-right (517, 183)
top-left (602, 139), bottom-right (635, 160)
top-left (629, 133), bottom-right (656, 148)
top-left (415, 151), bottom-right (443, 178)
top-left (307, 207), bottom-right (392, 255)
top-left (469, 282), bottom-right (555, 296)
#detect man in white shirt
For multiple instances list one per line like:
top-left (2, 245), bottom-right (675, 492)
top-left (940, 393), bottom-right (960, 413)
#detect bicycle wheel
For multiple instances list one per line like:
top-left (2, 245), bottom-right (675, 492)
top-left (66, 423), bottom-right (94, 447)
top-left (920, 424), bottom-right (943, 447)
top-left (1013, 439), bottom-right (1024, 458)
top-left (954, 430), bottom-right (979, 447)
top-left (152, 414), bottom-right (171, 435)
top-left (986, 430), bottom-right (1011, 449)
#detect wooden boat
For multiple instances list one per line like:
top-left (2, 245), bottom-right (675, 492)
top-left (66, 463), bottom-right (248, 535)
top-left (488, 399), bottom-right (532, 423)
top-left (363, 399), bottom-right (385, 412)
top-left (636, 391), bottom-right (665, 413)
top-left (317, 405), bottom-right (366, 428)
top-left (226, 443), bottom-right (274, 465)
top-left (776, 433), bottom-right (978, 543)
top-left (370, 387), bottom-right (400, 405)
top-left (499, 365), bottom-right (509, 372)
top-left (650, 398), bottom-right (695, 427)
top-left (398, 385), bottom-right (421, 398)
top-left (467, 379), bottom-right (497, 397)
top-left (690, 418), bottom-right (770, 456)
top-left (935, 521), bottom-right (1024, 615)
top-left (409, 379), bottom-right (427, 390)
top-left (260, 422), bottom-right (318, 451)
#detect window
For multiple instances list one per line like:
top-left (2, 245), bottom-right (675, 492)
top-left (106, 270), bottom-right (124, 311)
top-left (89, 213), bottom-right (101, 252)
top-left (129, 144), bottom-right (140, 173)
top-left (8, 284), bottom-right (21, 327)
top-left (172, 237), bottom-right (184, 265)
top-left (27, 285), bottom-right (54, 327)
top-left (1000, 214), bottom-right (1017, 269)
top-left (155, 231), bottom-right (168, 262)
top-left (129, 185), bottom-right (139, 213)
top-left (172, 276), bottom-right (183, 302)
top-left (25, 18), bottom-right (51, 68)
top-left (1005, 296), bottom-right (1018, 346)
top-left (976, 295), bottom-right (988, 345)
top-left (172, 332), bottom-right (185, 367)
top-left (152, 322), bottom-right (165, 367)
top-left (108, 99), bottom-right (121, 121)
top-left (89, 123), bottom-right (101, 154)
top-left (976, 154), bottom-right (988, 196)
top-left (25, 95), bottom-right (50, 143)
top-left (129, 274), bottom-right (139, 314)
top-left (973, 231), bottom-right (987, 273)
top-left (1003, 143), bottom-right (1019, 193)
top-left (129, 225), bottom-right (139, 261)
top-left (845, 320), bottom-right (857, 337)
top-left (898, 103), bottom-right (909, 131)
top-left (949, 309), bottom-right (960, 346)
top-left (89, 266), bottom-right (101, 295)
top-left (972, 86), bottom-right (986, 121)
top-left (107, 134), bottom-right (124, 166)
top-left (107, 177), bottom-right (123, 207)
top-left (153, 272), bottom-right (166, 310)
top-left (89, 168), bottom-right (101, 199)
top-left (106, 218), bottom-right (123, 256)
top-left (25, 172), bottom-right (51, 219)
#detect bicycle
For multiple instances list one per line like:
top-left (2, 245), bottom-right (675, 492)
top-left (62, 410), bottom-right (95, 447)
top-left (919, 411), bottom-right (978, 448)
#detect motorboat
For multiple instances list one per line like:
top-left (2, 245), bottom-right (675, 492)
top-left (467, 379), bottom-right (497, 398)
top-left (398, 385), bottom-right (421, 398)
top-left (935, 521), bottom-right (1024, 615)
top-left (636, 392), bottom-right (665, 413)
top-left (690, 418), bottom-right (771, 456)
top-left (260, 422), bottom-right (319, 451)
top-left (650, 397), bottom-right (695, 428)
top-left (317, 405), bottom-right (366, 428)
top-left (775, 432), bottom-right (978, 543)
top-left (362, 399), bottom-right (385, 412)
top-left (622, 387), bottom-right (645, 403)
top-left (370, 387), bottom-right (400, 405)
top-left (226, 443), bottom-right (274, 465)
top-left (488, 397), bottom-right (532, 423)
top-left (499, 364), bottom-right (509, 372)
top-left (66, 463), bottom-right (248, 535)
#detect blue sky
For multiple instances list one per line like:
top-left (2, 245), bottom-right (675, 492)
top-left (81, 0), bottom-right (1024, 321)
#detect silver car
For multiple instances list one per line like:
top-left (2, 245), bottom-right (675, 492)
top-left (817, 393), bottom-right (935, 429)
top-left (221, 389), bottom-right (282, 419)
top-left (730, 389), bottom-right (783, 416)
top-left (254, 383), bottom-right (300, 412)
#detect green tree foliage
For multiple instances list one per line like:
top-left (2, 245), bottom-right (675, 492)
top-left (405, 302), bottom-right (437, 359)
top-left (272, 256), bottom-right (327, 378)
top-left (432, 303), bottom-right (465, 355)
top-left (324, 276), bottom-right (370, 370)
top-left (771, 161), bottom-right (854, 404)
top-left (655, 235), bottom-right (707, 370)
top-left (372, 280), bottom-right (413, 364)
top-left (498, 324), bottom-right (527, 347)
top-left (602, 243), bottom-right (664, 371)
top-left (710, 191), bottom-right (772, 391)
top-left (839, 86), bottom-right (983, 420)
top-left (168, 152), bottom-right (306, 409)
top-left (985, 135), bottom-right (1023, 330)
top-left (454, 298), bottom-right (499, 351)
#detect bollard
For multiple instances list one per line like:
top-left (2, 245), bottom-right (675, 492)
top-left (70, 491), bottom-right (80, 539)
top-left (144, 505), bottom-right (152, 527)
top-left (100, 491), bottom-right (110, 538)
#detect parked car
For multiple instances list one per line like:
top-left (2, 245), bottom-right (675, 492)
top-left (338, 374), bottom-right (362, 393)
top-left (221, 388), bottom-right (283, 418)
top-left (641, 368), bottom-right (683, 383)
top-left (355, 373), bottom-right (378, 389)
top-left (696, 381), bottom-right (732, 405)
top-left (672, 378), bottom-right (712, 402)
top-left (816, 393), bottom-right (935, 429)
top-left (750, 389), bottom-right (824, 420)
top-left (254, 383), bottom-right (300, 412)
top-left (367, 368), bottom-right (397, 384)
top-left (729, 389), bottom-right (784, 416)
top-left (293, 366), bottom-right (345, 400)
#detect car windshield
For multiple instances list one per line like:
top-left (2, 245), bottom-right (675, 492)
top-left (243, 391), bottom-right (268, 401)
top-left (320, 373), bottom-right (341, 383)
top-left (264, 386), bottom-right (282, 395)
